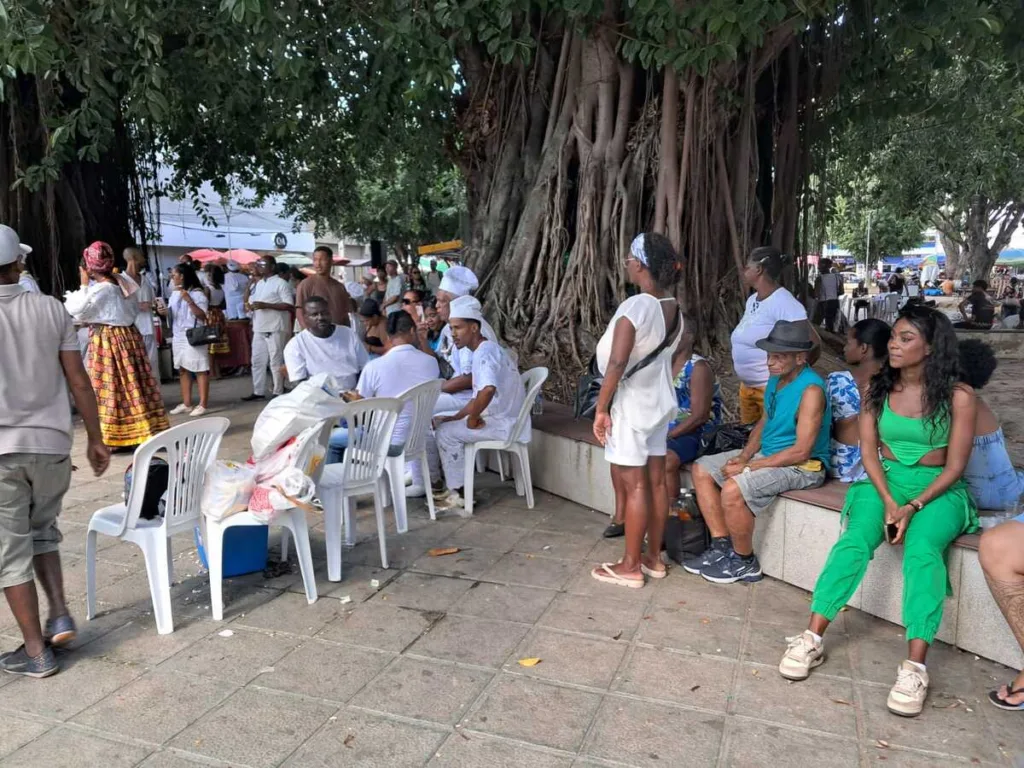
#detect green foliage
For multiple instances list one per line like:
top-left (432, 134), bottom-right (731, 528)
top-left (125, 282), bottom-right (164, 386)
top-left (827, 180), bottom-right (929, 264)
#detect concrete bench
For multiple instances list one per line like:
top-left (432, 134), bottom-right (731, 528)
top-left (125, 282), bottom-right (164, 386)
top-left (527, 402), bottom-right (1023, 669)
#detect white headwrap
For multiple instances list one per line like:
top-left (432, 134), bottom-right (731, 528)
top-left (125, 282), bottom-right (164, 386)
top-left (448, 295), bottom-right (485, 324)
top-left (437, 265), bottom-right (479, 297)
top-left (629, 233), bottom-right (648, 267)
top-left (226, 260), bottom-right (241, 272)
top-left (345, 280), bottom-right (365, 300)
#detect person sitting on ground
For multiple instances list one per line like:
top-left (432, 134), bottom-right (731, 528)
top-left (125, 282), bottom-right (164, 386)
top-left (590, 233), bottom-right (683, 585)
top-left (958, 338), bottom-right (1024, 510)
top-left (979, 503), bottom-right (1024, 711)
top-left (0, 225), bottom-right (110, 677)
top-left (731, 246), bottom-right (813, 424)
top-left (779, 305), bottom-right (977, 718)
top-left (827, 318), bottom-right (890, 483)
top-left (284, 296), bottom-right (368, 390)
top-left (327, 312), bottom-right (440, 473)
top-left (358, 297), bottom-right (388, 358)
top-left (957, 280), bottom-right (996, 329)
top-left (688, 320), bottom-right (830, 584)
top-left (296, 246), bottom-right (351, 330)
top-left (429, 266), bottom-right (501, 414)
top-left (432, 296), bottom-right (526, 513)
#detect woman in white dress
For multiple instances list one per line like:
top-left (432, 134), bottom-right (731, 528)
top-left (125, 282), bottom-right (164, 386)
top-left (158, 262), bottom-right (211, 416)
top-left (591, 232), bottom-right (683, 589)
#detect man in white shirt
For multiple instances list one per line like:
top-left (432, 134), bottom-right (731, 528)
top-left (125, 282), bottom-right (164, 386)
top-left (425, 260), bottom-right (443, 294)
top-left (381, 260), bottom-right (406, 316)
top-left (223, 261), bottom-right (249, 320)
top-left (432, 296), bottom-right (525, 513)
top-left (427, 266), bottom-right (501, 415)
top-left (124, 247), bottom-right (160, 377)
top-left (243, 255), bottom-right (295, 400)
top-left (284, 297), bottom-right (368, 390)
top-left (0, 225), bottom-right (110, 678)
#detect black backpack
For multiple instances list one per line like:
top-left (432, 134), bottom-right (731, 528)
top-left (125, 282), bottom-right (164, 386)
top-left (124, 456), bottom-right (169, 520)
top-left (663, 490), bottom-right (710, 564)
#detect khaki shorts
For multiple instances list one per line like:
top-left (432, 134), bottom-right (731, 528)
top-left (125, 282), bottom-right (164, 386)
top-left (0, 453), bottom-right (71, 589)
top-left (696, 449), bottom-right (824, 517)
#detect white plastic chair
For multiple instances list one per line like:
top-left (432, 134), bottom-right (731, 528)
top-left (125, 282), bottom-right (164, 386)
top-left (463, 367), bottom-right (548, 516)
top-left (86, 418), bottom-right (229, 635)
top-left (316, 398), bottom-right (401, 580)
top-left (382, 379), bottom-right (442, 529)
top-left (207, 418), bottom-right (336, 621)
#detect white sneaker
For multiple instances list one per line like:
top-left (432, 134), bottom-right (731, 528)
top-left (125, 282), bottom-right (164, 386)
top-left (169, 403), bottom-right (190, 415)
top-left (887, 660), bottom-right (929, 717)
top-left (190, 405), bottom-right (207, 417)
top-left (779, 630), bottom-right (825, 681)
top-left (406, 484), bottom-right (426, 498)
top-left (404, 471), bottom-right (414, 486)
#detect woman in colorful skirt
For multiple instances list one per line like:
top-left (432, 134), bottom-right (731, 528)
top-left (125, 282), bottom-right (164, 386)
top-left (64, 242), bottom-right (169, 448)
top-left (203, 263), bottom-right (231, 378)
top-left (778, 304), bottom-right (977, 717)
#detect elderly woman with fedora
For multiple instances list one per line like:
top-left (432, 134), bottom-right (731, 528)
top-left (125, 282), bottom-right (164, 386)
top-left (687, 320), bottom-right (830, 584)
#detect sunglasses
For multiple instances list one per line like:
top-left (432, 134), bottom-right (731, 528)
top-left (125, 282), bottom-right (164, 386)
top-left (402, 298), bottom-right (417, 305)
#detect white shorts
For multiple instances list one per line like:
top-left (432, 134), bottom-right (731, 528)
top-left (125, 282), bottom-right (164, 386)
top-left (604, 409), bottom-right (668, 467)
top-left (172, 334), bottom-right (211, 373)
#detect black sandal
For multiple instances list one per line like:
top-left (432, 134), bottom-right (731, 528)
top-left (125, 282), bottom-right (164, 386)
top-left (988, 683), bottom-right (1024, 711)
top-left (602, 522), bottom-right (625, 538)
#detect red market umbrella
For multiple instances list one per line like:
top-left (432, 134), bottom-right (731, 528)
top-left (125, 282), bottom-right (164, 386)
top-left (186, 249), bottom-right (226, 263)
top-left (222, 249), bottom-right (262, 265)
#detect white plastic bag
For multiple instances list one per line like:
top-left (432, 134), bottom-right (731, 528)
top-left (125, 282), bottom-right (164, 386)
top-left (249, 468), bottom-right (319, 524)
top-left (202, 460), bottom-right (256, 521)
top-left (250, 373), bottom-right (346, 459)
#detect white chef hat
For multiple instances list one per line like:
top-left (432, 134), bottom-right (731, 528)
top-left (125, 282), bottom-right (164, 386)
top-left (448, 295), bottom-right (485, 324)
top-left (345, 280), bottom-right (365, 299)
top-left (438, 265), bottom-right (478, 297)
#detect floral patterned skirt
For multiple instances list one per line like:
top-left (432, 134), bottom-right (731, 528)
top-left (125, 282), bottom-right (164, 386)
top-left (207, 307), bottom-right (231, 356)
top-left (88, 324), bottom-right (169, 447)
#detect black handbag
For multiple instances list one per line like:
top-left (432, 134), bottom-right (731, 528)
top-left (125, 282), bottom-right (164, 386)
top-left (186, 324), bottom-right (220, 347)
top-left (663, 490), bottom-right (710, 564)
top-left (696, 422), bottom-right (753, 458)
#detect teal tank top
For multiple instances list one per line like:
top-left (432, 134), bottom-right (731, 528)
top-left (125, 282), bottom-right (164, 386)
top-left (878, 397), bottom-right (950, 465)
top-left (761, 366), bottom-right (832, 468)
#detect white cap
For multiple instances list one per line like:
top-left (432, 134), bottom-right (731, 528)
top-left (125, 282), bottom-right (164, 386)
top-left (345, 280), bottom-right (365, 299)
top-left (0, 225), bottom-right (31, 267)
top-left (448, 295), bottom-right (485, 324)
top-left (438, 265), bottom-right (478, 297)
top-left (226, 260), bottom-right (240, 272)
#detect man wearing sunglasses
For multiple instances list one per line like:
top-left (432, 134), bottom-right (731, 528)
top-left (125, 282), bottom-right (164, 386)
top-left (687, 320), bottom-right (831, 584)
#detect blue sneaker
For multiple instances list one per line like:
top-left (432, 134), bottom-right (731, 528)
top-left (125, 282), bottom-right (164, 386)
top-left (700, 550), bottom-right (763, 584)
top-left (682, 536), bottom-right (731, 575)
top-left (44, 615), bottom-right (77, 648)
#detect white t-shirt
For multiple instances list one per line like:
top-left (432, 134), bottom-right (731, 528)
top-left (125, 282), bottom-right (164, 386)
top-left (439, 319), bottom-right (499, 378)
top-left (730, 287), bottom-right (807, 388)
top-left (18, 272), bottom-right (40, 294)
top-left (284, 326), bottom-right (368, 390)
top-left (0, 285), bottom-right (80, 455)
top-left (250, 275), bottom-right (295, 333)
top-left (384, 275), bottom-right (405, 315)
top-left (357, 344), bottom-right (441, 444)
top-left (132, 273), bottom-right (156, 336)
top-left (223, 272), bottom-right (249, 319)
top-left (595, 294), bottom-right (681, 433)
top-left (169, 289), bottom-right (209, 336)
top-left (64, 281), bottom-right (138, 327)
top-left (472, 339), bottom-right (527, 439)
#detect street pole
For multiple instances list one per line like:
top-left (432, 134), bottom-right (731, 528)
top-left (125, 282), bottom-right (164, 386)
top-left (865, 210), bottom-right (872, 278)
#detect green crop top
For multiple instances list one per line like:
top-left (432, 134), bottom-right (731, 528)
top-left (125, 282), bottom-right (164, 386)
top-left (878, 397), bottom-right (950, 465)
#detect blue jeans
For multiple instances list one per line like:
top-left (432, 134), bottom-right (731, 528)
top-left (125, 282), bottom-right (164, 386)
top-left (327, 427), bottom-right (404, 464)
top-left (963, 428), bottom-right (1024, 510)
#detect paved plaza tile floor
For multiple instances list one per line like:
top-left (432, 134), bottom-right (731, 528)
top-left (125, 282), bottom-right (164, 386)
top-left (0, 376), bottom-right (1022, 767)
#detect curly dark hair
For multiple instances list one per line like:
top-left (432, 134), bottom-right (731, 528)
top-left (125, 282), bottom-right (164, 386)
top-left (638, 232), bottom-right (682, 290)
top-left (866, 304), bottom-right (958, 432)
top-left (957, 338), bottom-right (997, 390)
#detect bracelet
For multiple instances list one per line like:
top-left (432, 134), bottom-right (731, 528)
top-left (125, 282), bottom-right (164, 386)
top-left (909, 499), bottom-right (924, 512)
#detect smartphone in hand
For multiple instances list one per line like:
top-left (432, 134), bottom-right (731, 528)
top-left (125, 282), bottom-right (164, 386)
top-left (885, 522), bottom-right (899, 544)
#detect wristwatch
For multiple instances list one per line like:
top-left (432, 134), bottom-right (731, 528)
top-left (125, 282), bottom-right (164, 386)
top-left (909, 499), bottom-right (924, 512)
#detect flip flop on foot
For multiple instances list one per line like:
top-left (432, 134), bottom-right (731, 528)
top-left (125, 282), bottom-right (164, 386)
top-left (988, 683), bottom-right (1024, 711)
top-left (640, 562), bottom-right (668, 579)
top-left (591, 563), bottom-right (644, 589)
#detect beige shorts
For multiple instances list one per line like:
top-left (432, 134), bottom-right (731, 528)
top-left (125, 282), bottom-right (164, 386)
top-left (0, 453), bottom-right (71, 589)
top-left (604, 405), bottom-right (669, 467)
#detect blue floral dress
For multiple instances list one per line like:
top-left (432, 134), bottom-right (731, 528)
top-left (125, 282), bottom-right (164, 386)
top-left (827, 371), bottom-right (865, 482)
top-left (668, 354), bottom-right (723, 432)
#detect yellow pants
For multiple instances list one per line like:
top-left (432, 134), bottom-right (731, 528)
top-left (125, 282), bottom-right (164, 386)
top-left (738, 384), bottom-right (765, 424)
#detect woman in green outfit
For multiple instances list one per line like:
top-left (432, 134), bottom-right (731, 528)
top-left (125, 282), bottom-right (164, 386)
top-left (778, 305), bottom-right (978, 717)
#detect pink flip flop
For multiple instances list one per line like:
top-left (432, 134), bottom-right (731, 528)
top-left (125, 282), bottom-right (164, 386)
top-left (591, 563), bottom-right (645, 589)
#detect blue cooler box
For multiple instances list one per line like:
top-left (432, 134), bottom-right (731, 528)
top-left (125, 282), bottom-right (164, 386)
top-left (194, 525), bottom-right (269, 578)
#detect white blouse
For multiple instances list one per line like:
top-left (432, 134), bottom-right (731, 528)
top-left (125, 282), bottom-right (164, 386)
top-left (169, 289), bottom-right (210, 335)
top-left (64, 282), bottom-right (138, 327)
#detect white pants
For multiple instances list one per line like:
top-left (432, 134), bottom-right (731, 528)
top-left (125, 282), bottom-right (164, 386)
top-left (435, 416), bottom-right (514, 490)
top-left (251, 330), bottom-right (289, 396)
top-left (141, 333), bottom-right (160, 381)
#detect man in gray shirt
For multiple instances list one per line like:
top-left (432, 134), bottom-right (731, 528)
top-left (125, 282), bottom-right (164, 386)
top-left (0, 225), bottom-right (109, 678)
top-left (382, 259), bottom-right (406, 315)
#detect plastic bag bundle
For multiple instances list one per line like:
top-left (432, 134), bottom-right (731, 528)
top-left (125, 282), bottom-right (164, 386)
top-left (250, 373), bottom-right (345, 459)
top-left (201, 460), bottom-right (256, 521)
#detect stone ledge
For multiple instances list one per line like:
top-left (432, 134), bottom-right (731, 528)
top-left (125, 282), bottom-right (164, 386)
top-left (525, 402), bottom-right (1021, 668)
